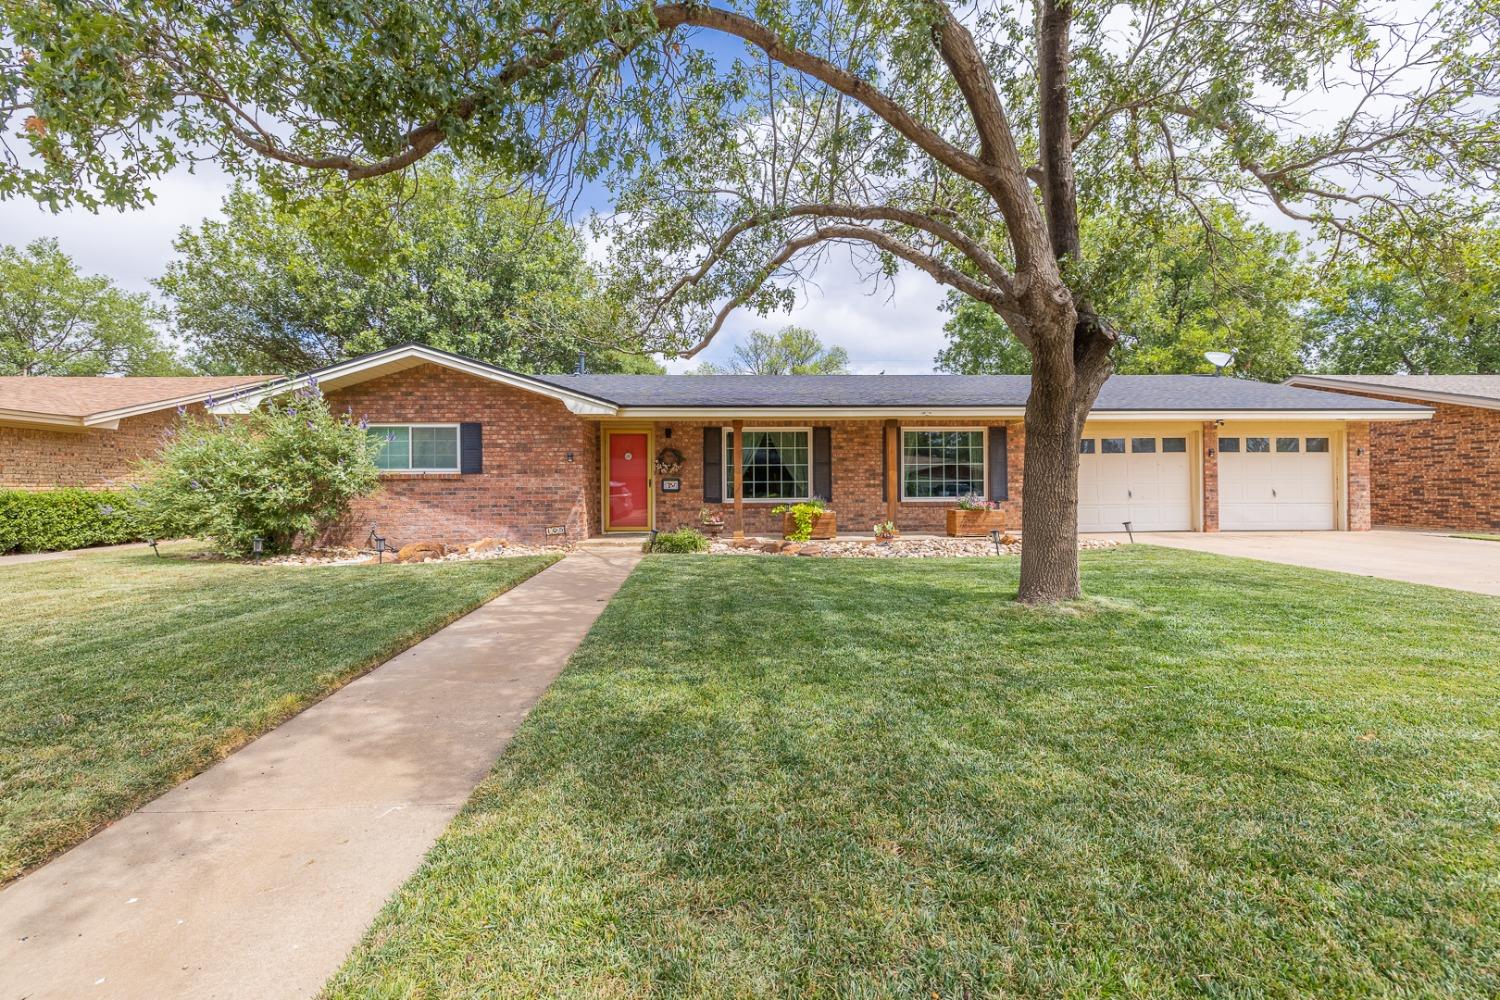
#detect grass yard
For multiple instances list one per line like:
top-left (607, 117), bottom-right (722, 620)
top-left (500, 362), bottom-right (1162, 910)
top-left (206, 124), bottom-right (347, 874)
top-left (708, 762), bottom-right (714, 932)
top-left (0, 544), bottom-right (557, 882)
top-left (326, 546), bottom-right (1500, 999)
top-left (1452, 533), bottom-right (1500, 542)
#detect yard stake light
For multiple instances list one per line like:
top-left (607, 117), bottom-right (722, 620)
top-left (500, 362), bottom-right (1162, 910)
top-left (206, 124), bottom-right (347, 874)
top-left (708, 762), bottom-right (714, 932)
top-left (1122, 520), bottom-right (1135, 543)
top-left (989, 529), bottom-right (1002, 556)
top-left (146, 538), bottom-right (160, 558)
top-left (251, 536), bottom-right (263, 561)
top-left (374, 534), bottom-right (387, 564)
top-left (648, 528), bottom-right (659, 552)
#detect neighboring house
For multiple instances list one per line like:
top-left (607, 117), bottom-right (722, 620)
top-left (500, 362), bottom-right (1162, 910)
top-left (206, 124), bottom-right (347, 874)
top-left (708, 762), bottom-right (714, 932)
top-left (0, 376), bottom-right (277, 490)
top-left (1286, 375), bottom-right (1500, 532)
top-left (212, 345), bottom-right (1430, 546)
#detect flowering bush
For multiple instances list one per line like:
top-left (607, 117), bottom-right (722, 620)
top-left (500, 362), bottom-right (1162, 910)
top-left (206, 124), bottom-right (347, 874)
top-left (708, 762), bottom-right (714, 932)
top-left (132, 382), bottom-right (381, 556)
top-left (955, 493), bottom-right (1000, 511)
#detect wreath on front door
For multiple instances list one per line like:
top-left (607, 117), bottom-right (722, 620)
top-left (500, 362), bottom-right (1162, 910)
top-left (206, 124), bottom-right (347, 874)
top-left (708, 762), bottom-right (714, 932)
top-left (655, 447), bottom-right (684, 477)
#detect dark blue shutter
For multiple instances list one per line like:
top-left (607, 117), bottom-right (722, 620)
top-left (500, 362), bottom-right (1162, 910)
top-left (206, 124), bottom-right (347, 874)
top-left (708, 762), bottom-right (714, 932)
top-left (987, 426), bottom-right (1008, 500)
top-left (460, 423), bottom-right (483, 474)
top-left (703, 427), bottom-right (723, 502)
top-left (812, 427), bottom-right (832, 501)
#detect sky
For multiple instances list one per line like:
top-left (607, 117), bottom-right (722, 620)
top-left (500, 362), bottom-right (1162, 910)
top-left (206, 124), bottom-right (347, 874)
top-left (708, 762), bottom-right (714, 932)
top-left (0, 159), bottom-right (954, 375)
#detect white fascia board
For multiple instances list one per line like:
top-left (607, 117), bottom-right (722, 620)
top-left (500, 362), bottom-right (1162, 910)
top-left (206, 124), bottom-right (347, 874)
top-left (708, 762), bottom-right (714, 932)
top-left (1286, 377), bottom-right (1500, 412)
top-left (1090, 408), bottom-right (1433, 422)
top-left (0, 409), bottom-right (91, 430)
top-left (605, 406), bottom-right (1430, 422)
top-left (206, 345), bottom-right (619, 416)
top-left (83, 383), bottom-right (274, 426)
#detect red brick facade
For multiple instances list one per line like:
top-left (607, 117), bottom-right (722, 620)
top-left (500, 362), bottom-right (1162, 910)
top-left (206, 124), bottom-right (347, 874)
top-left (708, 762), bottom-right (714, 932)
top-left (322, 364), bottom-right (598, 547)
top-left (1201, 421), bottom-right (1220, 532)
top-left (0, 408), bottom-right (188, 490)
top-left (1345, 421), bottom-right (1372, 531)
top-left (1296, 386), bottom-right (1499, 532)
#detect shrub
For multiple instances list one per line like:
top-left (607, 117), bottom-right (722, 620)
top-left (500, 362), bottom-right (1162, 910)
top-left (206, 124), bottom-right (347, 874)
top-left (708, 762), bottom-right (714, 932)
top-left (133, 382), bottom-right (381, 556)
top-left (0, 489), bottom-right (144, 554)
top-left (650, 527), bottom-right (710, 554)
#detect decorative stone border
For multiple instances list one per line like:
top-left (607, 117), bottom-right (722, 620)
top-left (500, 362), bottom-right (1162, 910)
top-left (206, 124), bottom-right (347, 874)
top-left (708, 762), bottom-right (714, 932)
top-left (705, 536), bottom-right (1117, 558)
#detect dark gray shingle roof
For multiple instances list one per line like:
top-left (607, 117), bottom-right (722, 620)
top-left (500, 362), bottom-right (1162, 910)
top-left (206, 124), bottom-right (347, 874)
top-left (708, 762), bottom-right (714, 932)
top-left (1287, 374), bottom-right (1500, 404)
top-left (531, 372), bottom-right (1426, 411)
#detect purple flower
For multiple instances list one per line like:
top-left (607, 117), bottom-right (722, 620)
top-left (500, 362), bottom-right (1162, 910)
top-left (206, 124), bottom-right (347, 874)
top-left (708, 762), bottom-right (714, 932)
top-left (358, 418), bottom-right (369, 430)
top-left (190, 480), bottom-right (201, 490)
top-left (287, 406), bottom-right (297, 416)
top-left (98, 504), bottom-right (115, 516)
top-left (306, 419), bottom-right (315, 430)
top-left (176, 405), bottom-right (187, 416)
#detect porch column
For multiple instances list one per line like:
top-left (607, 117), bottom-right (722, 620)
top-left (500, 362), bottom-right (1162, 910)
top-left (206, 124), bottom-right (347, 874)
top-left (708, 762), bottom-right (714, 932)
top-left (1346, 421), bottom-right (1371, 530)
top-left (884, 419), bottom-right (899, 525)
top-left (1201, 421), bottom-right (1220, 532)
top-left (732, 418), bottom-right (745, 539)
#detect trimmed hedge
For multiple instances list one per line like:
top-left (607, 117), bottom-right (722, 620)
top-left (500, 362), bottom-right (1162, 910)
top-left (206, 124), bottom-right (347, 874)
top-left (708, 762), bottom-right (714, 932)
top-left (0, 489), bottom-right (146, 554)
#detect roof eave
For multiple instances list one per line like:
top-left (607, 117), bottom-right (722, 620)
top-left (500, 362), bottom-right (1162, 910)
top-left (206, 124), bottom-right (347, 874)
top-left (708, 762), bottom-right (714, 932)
top-left (1286, 376), bottom-right (1500, 412)
top-left (603, 406), bottom-right (1432, 421)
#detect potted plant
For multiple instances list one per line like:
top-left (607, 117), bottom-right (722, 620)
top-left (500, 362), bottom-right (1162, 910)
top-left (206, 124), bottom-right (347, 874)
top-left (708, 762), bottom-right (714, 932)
top-left (772, 498), bottom-right (836, 541)
top-left (873, 520), bottom-right (899, 543)
top-left (946, 493), bottom-right (1008, 537)
top-left (698, 505), bottom-right (726, 536)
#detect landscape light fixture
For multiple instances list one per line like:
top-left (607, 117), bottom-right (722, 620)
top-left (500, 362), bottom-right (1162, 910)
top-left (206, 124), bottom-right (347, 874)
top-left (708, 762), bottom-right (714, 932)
top-left (1204, 351), bottom-right (1233, 375)
top-left (251, 536), bottom-right (263, 561)
top-left (1122, 520), bottom-right (1135, 543)
top-left (146, 538), bottom-right (160, 558)
top-left (374, 534), bottom-right (387, 564)
top-left (989, 529), bottom-right (1003, 556)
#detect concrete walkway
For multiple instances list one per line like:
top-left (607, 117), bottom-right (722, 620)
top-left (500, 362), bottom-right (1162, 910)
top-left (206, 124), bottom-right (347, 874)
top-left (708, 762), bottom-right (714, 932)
top-left (1125, 529), bottom-right (1500, 597)
top-left (0, 547), bottom-right (641, 1000)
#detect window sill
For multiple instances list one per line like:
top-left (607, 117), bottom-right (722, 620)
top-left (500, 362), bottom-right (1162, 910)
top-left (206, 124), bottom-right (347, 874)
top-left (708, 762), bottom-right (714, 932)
top-left (900, 497), bottom-right (993, 504)
top-left (379, 471), bottom-right (463, 479)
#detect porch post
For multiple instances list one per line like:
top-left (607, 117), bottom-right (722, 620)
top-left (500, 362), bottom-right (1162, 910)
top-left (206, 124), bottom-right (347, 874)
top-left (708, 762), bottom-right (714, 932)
top-left (884, 419), bottom-right (899, 525)
top-left (732, 418), bottom-right (745, 539)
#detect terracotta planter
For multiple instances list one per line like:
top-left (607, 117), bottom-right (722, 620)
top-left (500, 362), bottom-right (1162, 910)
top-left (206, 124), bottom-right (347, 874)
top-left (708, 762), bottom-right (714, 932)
top-left (782, 511), bottom-right (837, 540)
top-left (946, 508), bottom-right (1007, 537)
top-left (700, 522), bottom-right (725, 537)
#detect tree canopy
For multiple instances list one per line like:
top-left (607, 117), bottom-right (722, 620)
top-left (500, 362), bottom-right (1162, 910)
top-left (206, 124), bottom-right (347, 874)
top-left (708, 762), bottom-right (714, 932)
top-left (692, 326), bottom-right (850, 374)
top-left (157, 159), bottom-right (660, 375)
top-left (0, 238), bottom-right (180, 376)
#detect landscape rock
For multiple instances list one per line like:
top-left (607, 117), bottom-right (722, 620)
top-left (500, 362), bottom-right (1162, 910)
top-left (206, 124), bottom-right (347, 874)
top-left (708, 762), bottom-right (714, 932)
top-left (396, 541), bottom-right (446, 563)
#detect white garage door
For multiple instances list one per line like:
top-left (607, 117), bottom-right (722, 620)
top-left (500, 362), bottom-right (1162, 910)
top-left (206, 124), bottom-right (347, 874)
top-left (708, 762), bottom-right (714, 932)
top-left (1219, 433), bottom-right (1335, 530)
top-left (1078, 433), bottom-right (1193, 532)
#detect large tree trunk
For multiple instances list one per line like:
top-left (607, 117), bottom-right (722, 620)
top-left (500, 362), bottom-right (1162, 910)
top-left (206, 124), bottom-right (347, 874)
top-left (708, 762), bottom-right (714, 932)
top-left (1017, 311), bottom-right (1114, 604)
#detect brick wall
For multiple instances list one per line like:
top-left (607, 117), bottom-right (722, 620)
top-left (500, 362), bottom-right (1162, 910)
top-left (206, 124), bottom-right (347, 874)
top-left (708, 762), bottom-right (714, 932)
top-left (647, 418), bottom-right (1025, 536)
top-left (0, 408), bottom-right (190, 490)
top-left (1299, 386), bottom-right (1499, 532)
top-left (324, 364), bottom-right (597, 547)
top-left (1345, 421), bottom-right (1372, 531)
top-left (1201, 421), bottom-right (1219, 532)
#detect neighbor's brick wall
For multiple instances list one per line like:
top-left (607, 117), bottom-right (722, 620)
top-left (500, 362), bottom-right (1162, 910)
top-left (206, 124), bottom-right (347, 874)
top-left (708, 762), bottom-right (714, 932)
top-left (1201, 421), bottom-right (1219, 532)
top-left (649, 418), bottom-right (1025, 535)
top-left (323, 364), bottom-right (597, 547)
top-left (0, 407), bottom-right (193, 490)
top-left (1301, 386), bottom-right (1499, 532)
top-left (1345, 421), bottom-right (1372, 531)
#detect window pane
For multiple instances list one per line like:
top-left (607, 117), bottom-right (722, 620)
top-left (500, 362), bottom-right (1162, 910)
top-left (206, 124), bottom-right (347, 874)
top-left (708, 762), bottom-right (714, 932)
top-left (1131, 437), bottom-right (1156, 453)
top-left (412, 426), bottom-right (459, 469)
top-left (1276, 437), bottom-right (1300, 453)
top-left (903, 429), bottom-right (985, 498)
top-left (1101, 438), bottom-right (1126, 454)
top-left (1306, 437), bottom-right (1330, 453)
top-left (725, 430), bottom-right (810, 500)
top-left (1162, 437), bottom-right (1187, 453)
top-left (1246, 437), bottom-right (1271, 453)
top-left (1218, 436), bottom-right (1240, 453)
top-left (369, 427), bottom-right (409, 470)
top-left (1079, 438), bottom-right (1095, 454)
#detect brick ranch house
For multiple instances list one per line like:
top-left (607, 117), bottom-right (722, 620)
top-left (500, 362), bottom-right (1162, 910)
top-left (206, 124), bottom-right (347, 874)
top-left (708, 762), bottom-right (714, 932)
top-left (0, 375), bottom-right (276, 489)
top-left (198, 344), bottom-right (1430, 547)
top-left (1286, 374), bottom-right (1500, 532)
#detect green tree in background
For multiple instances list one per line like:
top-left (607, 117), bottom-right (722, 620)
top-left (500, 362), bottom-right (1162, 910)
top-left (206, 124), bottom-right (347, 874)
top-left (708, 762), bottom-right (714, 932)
top-left (692, 326), bottom-right (849, 375)
top-left (157, 160), bottom-right (660, 375)
top-left (937, 210), bottom-right (1314, 380)
top-left (0, 239), bottom-right (180, 376)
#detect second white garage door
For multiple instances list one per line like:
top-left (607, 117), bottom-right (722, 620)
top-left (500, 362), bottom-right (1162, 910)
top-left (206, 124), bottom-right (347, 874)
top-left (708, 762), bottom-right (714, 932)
top-left (1219, 432), bottom-right (1336, 530)
top-left (1078, 432), bottom-right (1193, 532)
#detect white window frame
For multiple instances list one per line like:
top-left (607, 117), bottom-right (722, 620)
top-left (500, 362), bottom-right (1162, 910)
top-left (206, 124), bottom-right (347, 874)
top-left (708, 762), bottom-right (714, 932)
top-left (367, 422), bottom-right (462, 473)
top-left (900, 426), bottom-right (989, 502)
top-left (722, 426), bottom-right (814, 503)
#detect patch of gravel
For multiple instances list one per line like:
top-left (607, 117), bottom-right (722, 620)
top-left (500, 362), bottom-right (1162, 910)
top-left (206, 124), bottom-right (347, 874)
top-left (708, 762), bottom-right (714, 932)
top-left (705, 536), bottom-right (1117, 558)
top-left (261, 542), bottom-right (570, 567)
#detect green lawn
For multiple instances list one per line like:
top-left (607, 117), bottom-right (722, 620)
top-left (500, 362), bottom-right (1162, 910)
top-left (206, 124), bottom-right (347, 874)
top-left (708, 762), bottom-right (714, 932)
top-left (326, 546), bottom-right (1500, 999)
top-left (0, 544), bottom-right (557, 882)
top-left (1453, 533), bottom-right (1500, 542)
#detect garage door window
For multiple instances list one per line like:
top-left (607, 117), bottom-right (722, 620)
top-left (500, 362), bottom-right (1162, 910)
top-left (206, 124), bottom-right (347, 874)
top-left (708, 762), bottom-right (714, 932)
top-left (1277, 437), bottom-right (1300, 453)
top-left (1131, 437), bottom-right (1156, 453)
top-left (1246, 437), bottom-right (1270, 453)
top-left (1306, 437), bottom-right (1330, 452)
top-left (1163, 437), bottom-right (1187, 453)
top-left (1219, 437), bottom-right (1240, 453)
top-left (1079, 438), bottom-right (1095, 454)
top-left (1101, 438), bottom-right (1126, 454)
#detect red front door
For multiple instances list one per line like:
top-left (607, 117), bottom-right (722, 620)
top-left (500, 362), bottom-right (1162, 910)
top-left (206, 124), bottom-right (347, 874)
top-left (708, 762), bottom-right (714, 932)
top-left (607, 432), bottom-right (649, 529)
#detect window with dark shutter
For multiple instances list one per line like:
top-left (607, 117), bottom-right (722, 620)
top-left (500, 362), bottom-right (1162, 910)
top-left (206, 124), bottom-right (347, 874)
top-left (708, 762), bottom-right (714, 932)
top-left (812, 427), bottom-right (832, 501)
top-left (459, 423), bottom-right (483, 474)
top-left (987, 426), bottom-right (1008, 500)
top-left (702, 426), bottom-right (723, 502)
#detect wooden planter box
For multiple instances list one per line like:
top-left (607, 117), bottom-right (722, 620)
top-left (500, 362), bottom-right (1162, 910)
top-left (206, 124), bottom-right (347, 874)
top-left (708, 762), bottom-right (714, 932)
top-left (946, 509), bottom-right (1007, 537)
top-left (783, 511), bottom-right (837, 540)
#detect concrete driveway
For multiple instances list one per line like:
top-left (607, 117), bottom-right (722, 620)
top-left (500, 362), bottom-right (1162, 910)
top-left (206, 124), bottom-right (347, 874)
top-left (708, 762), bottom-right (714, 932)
top-left (1123, 529), bottom-right (1500, 596)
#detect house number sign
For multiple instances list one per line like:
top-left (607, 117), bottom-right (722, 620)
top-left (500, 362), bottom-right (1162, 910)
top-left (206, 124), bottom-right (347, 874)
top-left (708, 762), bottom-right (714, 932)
top-left (661, 478), bottom-right (682, 493)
